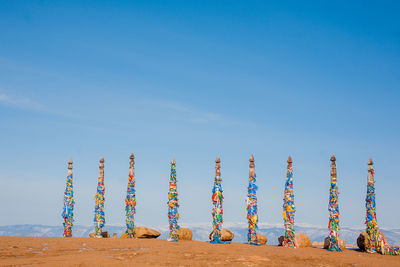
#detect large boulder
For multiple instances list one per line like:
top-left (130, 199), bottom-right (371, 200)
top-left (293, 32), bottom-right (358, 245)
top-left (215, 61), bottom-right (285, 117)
top-left (134, 227), bottom-right (161, 239)
top-left (323, 237), bottom-right (346, 250)
top-left (177, 227), bottom-right (193, 240)
top-left (278, 233), bottom-right (311, 248)
top-left (357, 231), bottom-right (387, 251)
top-left (209, 229), bottom-right (234, 242)
top-left (120, 227), bottom-right (161, 239)
top-left (256, 233), bottom-right (267, 245)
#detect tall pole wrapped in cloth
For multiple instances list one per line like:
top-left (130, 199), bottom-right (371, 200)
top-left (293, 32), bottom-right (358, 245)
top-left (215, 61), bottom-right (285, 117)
top-left (210, 157), bottom-right (229, 244)
top-left (125, 153), bottom-right (136, 238)
top-left (247, 155), bottom-right (261, 245)
top-left (327, 154), bottom-right (342, 251)
top-left (365, 158), bottom-right (399, 255)
top-left (62, 158), bottom-right (75, 237)
top-left (167, 158), bottom-right (180, 242)
top-left (282, 156), bottom-right (296, 247)
top-left (94, 157), bottom-right (105, 238)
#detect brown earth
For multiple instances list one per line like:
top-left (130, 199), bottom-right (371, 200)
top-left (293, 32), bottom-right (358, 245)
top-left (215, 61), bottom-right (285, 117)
top-left (0, 236), bottom-right (399, 266)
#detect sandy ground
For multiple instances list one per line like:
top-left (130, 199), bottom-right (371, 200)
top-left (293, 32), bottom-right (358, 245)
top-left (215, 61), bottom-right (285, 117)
top-left (0, 236), bottom-right (399, 266)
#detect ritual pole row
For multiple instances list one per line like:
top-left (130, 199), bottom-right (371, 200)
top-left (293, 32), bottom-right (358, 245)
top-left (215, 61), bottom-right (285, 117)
top-left (61, 155), bottom-right (399, 255)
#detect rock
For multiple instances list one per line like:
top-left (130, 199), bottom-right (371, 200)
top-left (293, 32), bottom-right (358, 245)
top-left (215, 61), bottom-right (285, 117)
top-left (209, 229), bottom-right (234, 242)
top-left (256, 234), bottom-right (267, 245)
top-left (323, 237), bottom-right (346, 250)
top-left (177, 227), bottom-right (193, 240)
top-left (278, 236), bottom-right (284, 246)
top-left (278, 233), bottom-right (311, 247)
top-left (101, 231), bottom-right (110, 238)
top-left (221, 229), bottom-right (234, 241)
top-left (357, 231), bottom-right (387, 251)
top-left (112, 233), bottom-right (117, 238)
top-left (312, 241), bottom-right (324, 247)
top-left (120, 227), bottom-right (161, 238)
top-left (89, 232), bottom-right (108, 238)
top-left (134, 227), bottom-right (161, 239)
top-left (295, 232), bottom-right (312, 248)
top-left (357, 232), bottom-right (368, 251)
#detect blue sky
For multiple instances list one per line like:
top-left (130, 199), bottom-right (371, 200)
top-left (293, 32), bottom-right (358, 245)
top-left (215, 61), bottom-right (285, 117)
top-left (0, 1), bottom-right (399, 230)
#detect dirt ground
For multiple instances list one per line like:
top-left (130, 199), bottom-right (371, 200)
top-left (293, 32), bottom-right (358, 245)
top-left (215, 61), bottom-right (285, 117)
top-left (0, 236), bottom-right (399, 266)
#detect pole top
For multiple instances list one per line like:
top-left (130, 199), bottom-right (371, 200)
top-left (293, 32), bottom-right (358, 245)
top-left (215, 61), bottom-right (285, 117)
top-left (249, 155), bottom-right (255, 176)
top-left (129, 153), bottom-right (135, 167)
top-left (287, 156), bottom-right (292, 164)
top-left (368, 157), bottom-right (373, 165)
top-left (249, 154), bottom-right (255, 168)
top-left (330, 154), bottom-right (336, 162)
top-left (215, 156), bottom-right (221, 176)
top-left (171, 157), bottom-right (176, 165)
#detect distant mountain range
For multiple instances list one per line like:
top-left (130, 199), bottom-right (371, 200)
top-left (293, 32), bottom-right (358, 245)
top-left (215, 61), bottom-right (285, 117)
top-left (1, 222), bottom-right (399, 246)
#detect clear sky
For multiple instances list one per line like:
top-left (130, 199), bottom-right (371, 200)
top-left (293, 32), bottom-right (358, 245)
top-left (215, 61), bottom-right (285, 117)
top-left (0, 1), bottom-right (399, 230)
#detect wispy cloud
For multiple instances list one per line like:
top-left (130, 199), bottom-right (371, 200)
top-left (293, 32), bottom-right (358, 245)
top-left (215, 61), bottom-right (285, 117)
top-left (140, 96), bottom-right (245, 126)
top-left (0, 93), bottom-right (42, 110)
top-left (0, 57), bottom-right (66, 80)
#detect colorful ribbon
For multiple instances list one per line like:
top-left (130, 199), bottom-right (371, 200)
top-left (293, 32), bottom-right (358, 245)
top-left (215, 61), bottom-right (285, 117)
top-left (125, 154), bottom-right (136, 238)
top-left (282, 156), bottom-right (296, 248)
top-left (94, 157), bottom-right (105, 237)
top-left (167, 158), bottom-right (180, 242)
top-left (62, 159), bottom-right (74, 237)
top-left (210, 157), bottom-right (229, 244)
top-left (247, 155), bottom-right (261, 245)
top-left (327, 155), bottom-right (341, 252)
top-left (365, 158), bottom-right (399, 255)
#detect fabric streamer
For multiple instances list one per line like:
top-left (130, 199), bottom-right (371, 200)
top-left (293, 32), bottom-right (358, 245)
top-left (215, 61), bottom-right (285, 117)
top-left (282, 156), bottom-right (296, 248)
top-left (210, 157), bottom-right (229, 244)
top-left (365, 158), bottom-right (399, 255)
top-left (125, 153), bottom-right (136, 238)
top-left (167, 158), bottom-right (180, 242)
top-left (246, 155), bottom-right (261, 245)
top-left (62, 158), bottom-right (75, 237)
top-left (327, 154), bottom-right (342, 252)
top-left (94, 157), bottom-right (105, 237)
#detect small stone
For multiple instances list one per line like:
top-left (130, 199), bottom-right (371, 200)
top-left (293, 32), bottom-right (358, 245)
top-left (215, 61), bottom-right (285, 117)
top-left (209, 229), bottom-right (234, 242)
top-left (134, 227), bottom-right (161, 238)
top-left (357, 231), bottom-right (387, 251)
top-left (278, 236), bottom-right (284, 246)
top-left (323, 237), bottom-right (346, 250)
top-left (112, 233), bottom-right (117, 238)
top-left (256, 234), bottom-right (267, 245)
top-left (278, 233), bottom-right (311, 247)
top-left (101, 231), bottom-right (110, 238)
top-left (177, 227), bottom-right (193, 240)
top-left (312, 241), bottom-right (324, 247)
top-left (295, 232), bottom-right (312, 248)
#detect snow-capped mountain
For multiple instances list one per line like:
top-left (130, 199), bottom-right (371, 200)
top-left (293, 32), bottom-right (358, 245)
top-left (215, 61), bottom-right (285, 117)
top-left (1, 223), bottom-right (399, 246)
